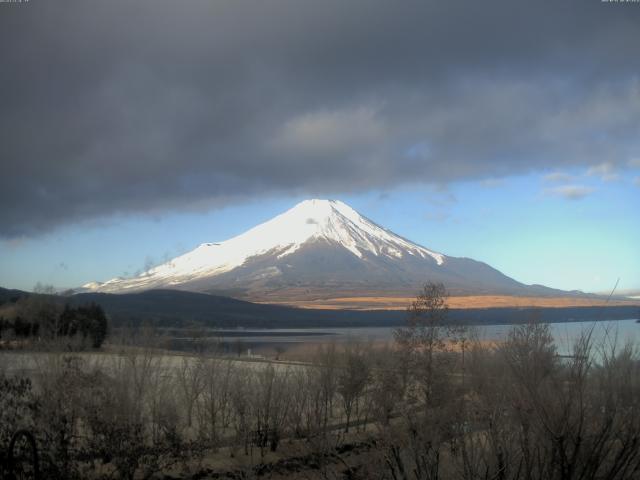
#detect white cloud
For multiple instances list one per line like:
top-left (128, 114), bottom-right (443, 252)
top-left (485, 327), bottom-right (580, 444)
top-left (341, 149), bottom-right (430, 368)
top-left (545, 185), bottom-right (595, 200)
top-left (633, 177), bottom-right (640, 187)
top-left (543, 171), bottom-right (573, 183)
top-left (586, 162), bottom-right (619, 181)
top-left (628, 158), bottom-right (640, 168)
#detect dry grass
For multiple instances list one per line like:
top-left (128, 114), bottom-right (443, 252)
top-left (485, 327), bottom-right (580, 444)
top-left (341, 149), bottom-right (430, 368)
top-left (259, 294), bottom-right (640, 310)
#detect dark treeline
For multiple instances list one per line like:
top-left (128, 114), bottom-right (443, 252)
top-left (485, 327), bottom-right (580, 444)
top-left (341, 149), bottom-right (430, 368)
top-left (0, 294), bottom-right (108, 349)
top-left (57, 304), bottom-right (108, 348)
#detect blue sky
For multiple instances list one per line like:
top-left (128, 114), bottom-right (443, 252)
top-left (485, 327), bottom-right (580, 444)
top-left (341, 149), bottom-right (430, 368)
top-left (2, 165), bottom-right (638, 293)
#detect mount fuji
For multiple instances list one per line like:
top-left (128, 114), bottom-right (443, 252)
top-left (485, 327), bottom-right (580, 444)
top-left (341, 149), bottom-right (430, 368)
top-left (82, 199), bottom-right (565, 301)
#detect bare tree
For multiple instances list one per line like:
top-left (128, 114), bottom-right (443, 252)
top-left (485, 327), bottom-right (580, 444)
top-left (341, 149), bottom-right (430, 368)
top-left (197, 358), bottom-right (234, 447)
top-left (369, 347), bottom-right (406, 426)
top-left (251, 364), bottom-right (294, 456)
top-left (337, 341), bottom-right (371, 432)
top-left (229, 365), bottom-right (253, 455)
top-left (313, 344), bottom-right (339, 436)
top-left (176, 356), bottom-right (205, 428)
top-left (394, 282), bottom-right (460, 407)
top-left (284, 368), bottom-right (309, 438)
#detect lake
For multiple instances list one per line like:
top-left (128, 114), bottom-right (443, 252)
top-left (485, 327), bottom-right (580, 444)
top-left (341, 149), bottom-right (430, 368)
top-left (168, 318), bottom-right (640, 357)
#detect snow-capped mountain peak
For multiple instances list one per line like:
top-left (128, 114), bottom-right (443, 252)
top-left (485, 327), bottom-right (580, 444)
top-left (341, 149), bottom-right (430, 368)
top-left (236, 198), bottom-right (444, 262)
top-left (83, 199), bottom-right (445, 293)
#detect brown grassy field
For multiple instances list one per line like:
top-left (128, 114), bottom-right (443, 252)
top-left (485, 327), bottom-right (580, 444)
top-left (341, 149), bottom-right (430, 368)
top-left (259, 295), bottom-right (640, 310)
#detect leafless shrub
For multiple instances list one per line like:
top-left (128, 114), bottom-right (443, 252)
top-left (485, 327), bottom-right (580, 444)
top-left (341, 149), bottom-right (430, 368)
top-left (196, 358), bottom-right (234, 447)
top-left (452, 322), bottom-right (640, 480)
top-left (337, 341), bottom-right (372, 433)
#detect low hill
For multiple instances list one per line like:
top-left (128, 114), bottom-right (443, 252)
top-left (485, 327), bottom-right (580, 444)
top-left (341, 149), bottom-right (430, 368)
top-left (73, 289), bottom-right (639, 328)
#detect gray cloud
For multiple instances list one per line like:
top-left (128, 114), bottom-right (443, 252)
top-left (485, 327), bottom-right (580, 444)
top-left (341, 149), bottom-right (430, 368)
top-left (1, 0), bottom-right (640, 237)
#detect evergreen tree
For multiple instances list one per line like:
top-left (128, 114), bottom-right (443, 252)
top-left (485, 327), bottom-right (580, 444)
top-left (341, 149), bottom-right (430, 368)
top-left (87, 303), bottom-right (108, 348)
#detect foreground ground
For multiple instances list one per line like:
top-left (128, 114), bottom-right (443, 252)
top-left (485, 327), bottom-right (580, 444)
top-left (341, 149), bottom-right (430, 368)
top-left (2, 317), bottom-right (640, 479)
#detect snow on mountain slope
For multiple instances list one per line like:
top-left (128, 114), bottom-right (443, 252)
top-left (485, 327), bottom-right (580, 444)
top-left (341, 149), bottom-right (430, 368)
top-left (84, 199), bottom-right (445, 293)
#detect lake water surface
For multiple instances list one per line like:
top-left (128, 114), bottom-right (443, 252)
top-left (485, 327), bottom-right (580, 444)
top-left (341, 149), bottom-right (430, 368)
top-left (172, 318), bottom-right (640, 357)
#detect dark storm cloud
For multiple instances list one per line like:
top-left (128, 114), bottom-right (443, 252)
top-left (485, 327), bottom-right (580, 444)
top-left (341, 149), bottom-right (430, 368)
top-left (1, 0), bottom-right (639, 236)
